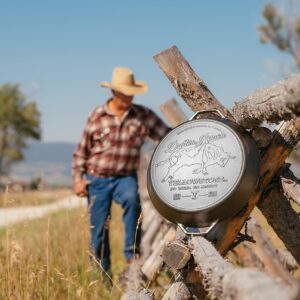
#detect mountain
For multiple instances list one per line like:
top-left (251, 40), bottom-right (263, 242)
top-left (11, 142), bottom-right (76, 186)
top-left (9, 140), bottom-right (300, 187)
top-left (10, 139), bottom-right (156, 187)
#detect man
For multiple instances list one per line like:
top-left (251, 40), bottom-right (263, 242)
top-left (72, 67), bottom-right (169, 278)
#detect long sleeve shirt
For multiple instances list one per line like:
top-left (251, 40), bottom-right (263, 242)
top-left (72, 101), bottom-right (169, 182)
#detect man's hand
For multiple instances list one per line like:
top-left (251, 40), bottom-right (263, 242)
top-left (73, 179), bottom-right (90, 197)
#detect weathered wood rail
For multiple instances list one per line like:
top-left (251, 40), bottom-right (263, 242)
top-left (232, 75), bottom-right (300, 128)
top-left (190, 237), bottom-right (294, 300)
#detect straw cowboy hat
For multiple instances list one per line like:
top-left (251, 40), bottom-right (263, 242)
top-left (100, 67), bottom-right (148, 96)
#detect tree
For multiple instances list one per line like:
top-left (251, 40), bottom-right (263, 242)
top-left (0, 84), bottom-right (41, 175)
top-left (258, 1), bottom-right (300, 69)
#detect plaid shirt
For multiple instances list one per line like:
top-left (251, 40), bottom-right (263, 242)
top-left (72, 101), bottom-right (169, 181)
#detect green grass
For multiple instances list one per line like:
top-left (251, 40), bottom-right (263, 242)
top-left (0, 203), bottom-right (127, 299)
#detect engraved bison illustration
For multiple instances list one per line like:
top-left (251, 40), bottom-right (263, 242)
top-left (156, 135), bottom-right (236, 183)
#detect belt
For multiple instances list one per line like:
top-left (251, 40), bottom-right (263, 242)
top-left (86, 169), bottom-right (136, 178)
top-left (86, 169), bottom-right (109, 178)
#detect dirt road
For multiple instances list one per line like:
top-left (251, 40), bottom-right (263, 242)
top-left (0, 195), bottom-right (86, 227)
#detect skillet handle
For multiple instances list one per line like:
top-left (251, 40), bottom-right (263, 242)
top-left (190, 109), bottom-right (225, 120)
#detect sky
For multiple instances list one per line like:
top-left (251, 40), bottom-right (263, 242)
top-left (1, 0), bottom-right (294, 143)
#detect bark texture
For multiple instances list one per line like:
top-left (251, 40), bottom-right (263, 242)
top-left (282, 179), bottom-right (300, 206)
top-left (280, 164), bottom-right (300, 206)
top-left (120, 262), bottom-right (145, 300)
top-left (232, 75), bottom-right (300, 129)
top-left (161, 281), bottom-right (191, 300)
top-left (139, 289), bottom-right (154, 300)
top-left (277, 248), bottom-right (299, 271)
top-left (154, 46), bottom-right (233, 119)
top-left (191, 236), bottom-right (298, 300)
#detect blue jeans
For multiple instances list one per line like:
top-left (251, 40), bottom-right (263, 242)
top-left (86, 173), bottom-right (142, 271)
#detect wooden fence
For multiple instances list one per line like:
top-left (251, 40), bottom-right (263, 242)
top-left (120, 46), bottom-right (300, 300)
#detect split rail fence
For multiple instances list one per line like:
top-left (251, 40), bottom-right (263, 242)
top-left (120, 46), bottom-right (300, 300)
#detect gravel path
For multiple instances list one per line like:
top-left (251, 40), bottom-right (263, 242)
top-left (0, 195), bottom-right (86, 227)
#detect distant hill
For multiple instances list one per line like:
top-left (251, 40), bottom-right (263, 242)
top-left (11, 142), bottom-right (76, 186)
top-left (10, 139), bottom-right (156, 187)
top-left (10, 140), bottom-right (300, 187)
top-left (20, 142), bottom-right (76, 164)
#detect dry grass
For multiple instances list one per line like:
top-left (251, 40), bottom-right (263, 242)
top-left (1, 186), bottom-right (299, 299)
top-left (0, 202), bottom-right (127, 300)
top-left (0, 189), bottom-right (73, 208)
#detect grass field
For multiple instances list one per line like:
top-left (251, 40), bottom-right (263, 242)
top-left (0, 202), bottom-right (126, 300)
top-left (0, 189), bottom-right (73, 208)
top-left (1, 189), bottom-right (299, 299)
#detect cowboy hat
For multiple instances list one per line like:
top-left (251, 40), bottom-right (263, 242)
top-left (100, 67), bottom-right (148, 96)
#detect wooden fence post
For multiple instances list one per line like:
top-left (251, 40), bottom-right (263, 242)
top-left (159, 98), bottom-right (188, 127)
